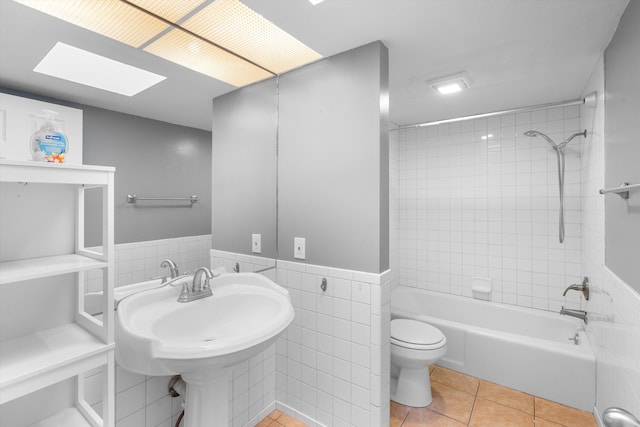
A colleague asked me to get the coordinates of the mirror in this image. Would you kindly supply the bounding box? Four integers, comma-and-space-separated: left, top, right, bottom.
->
211, 78, 279, 260
603, 0, 640, 293
211, 41, 389, 274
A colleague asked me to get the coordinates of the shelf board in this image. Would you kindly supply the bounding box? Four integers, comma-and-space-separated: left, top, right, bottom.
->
0, 254, 108, 285
0, 323, 114, 404
0, 159, 114, 185
30, 407, 93, 427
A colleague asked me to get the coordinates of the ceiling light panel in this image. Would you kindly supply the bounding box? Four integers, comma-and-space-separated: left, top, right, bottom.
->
34, 42, 166, 96
124, 0, 207, 23
14, 0, 168, 48
144, 28, 273, 87
426, 71, 473, 95
181, 0, 322, 74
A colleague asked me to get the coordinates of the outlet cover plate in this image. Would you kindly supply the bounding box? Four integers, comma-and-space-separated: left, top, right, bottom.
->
294, 237, 305, 259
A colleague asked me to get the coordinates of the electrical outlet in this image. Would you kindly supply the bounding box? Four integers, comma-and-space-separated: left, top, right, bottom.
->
294, 237, 305, 259
252, 234, 261, 253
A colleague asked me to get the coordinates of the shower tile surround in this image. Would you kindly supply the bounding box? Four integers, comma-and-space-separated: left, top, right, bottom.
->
580, 57, 640, 421
394, 105, 585, 312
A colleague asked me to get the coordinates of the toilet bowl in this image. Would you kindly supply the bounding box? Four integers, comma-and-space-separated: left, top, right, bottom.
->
390, 318, 447, 407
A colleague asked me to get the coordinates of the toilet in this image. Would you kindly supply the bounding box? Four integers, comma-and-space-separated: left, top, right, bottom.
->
390, 318, 447, 407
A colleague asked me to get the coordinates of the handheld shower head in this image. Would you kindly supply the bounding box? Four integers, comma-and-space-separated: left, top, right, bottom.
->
524, 130, 557, 148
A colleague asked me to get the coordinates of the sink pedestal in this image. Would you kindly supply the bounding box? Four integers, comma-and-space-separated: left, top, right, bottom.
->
182, 369, 231, 427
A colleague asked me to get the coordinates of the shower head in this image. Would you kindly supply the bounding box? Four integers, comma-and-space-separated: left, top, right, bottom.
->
524, 129, 587, 151
524, 130, 557, 148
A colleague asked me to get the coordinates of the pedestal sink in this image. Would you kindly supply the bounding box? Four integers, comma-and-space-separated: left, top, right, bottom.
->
115, 271, 295, 427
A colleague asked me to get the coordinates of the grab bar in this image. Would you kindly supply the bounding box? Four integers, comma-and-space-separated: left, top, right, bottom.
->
127, 194, 198, 204
599, 182, 640, 200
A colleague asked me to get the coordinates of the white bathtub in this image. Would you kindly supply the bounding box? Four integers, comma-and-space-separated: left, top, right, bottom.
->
391, 286, 596, 411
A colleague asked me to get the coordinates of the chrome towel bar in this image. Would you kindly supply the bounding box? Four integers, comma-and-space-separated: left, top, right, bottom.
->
599, 182, 640, 199
127, 194, 198, 204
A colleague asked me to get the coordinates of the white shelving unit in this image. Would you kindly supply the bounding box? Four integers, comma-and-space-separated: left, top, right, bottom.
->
0, 159, 115, 426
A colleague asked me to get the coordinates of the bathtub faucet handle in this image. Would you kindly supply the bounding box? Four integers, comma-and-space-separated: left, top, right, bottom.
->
562, 277, 590, 300
568, 332, 579, 345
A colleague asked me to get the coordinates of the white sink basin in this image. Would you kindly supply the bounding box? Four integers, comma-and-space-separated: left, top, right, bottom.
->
115, 272, 295, 376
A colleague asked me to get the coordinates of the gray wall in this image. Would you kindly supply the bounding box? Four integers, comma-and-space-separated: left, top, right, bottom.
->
211, 79, 278, 258
211, 41, 389, 274
0, 88, 213, 246
604, 0, 640, 292
83, 107, 212, 245
278, 41, 389, 273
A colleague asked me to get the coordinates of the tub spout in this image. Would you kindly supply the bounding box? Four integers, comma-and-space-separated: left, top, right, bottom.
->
560, 307, 588, 323
562, 277, 590, 300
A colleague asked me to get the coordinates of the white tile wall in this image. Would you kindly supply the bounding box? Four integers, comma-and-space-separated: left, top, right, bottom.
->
580, 56, 640, 421
86, 234, 212, 292
393, 106, 585, 312
274, 261, 391, 427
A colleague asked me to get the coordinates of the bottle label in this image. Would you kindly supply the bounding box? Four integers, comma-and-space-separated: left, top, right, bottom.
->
36, 132, 67, 163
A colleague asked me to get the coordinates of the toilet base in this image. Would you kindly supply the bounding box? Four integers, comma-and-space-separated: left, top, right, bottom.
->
390, 365, 433, 407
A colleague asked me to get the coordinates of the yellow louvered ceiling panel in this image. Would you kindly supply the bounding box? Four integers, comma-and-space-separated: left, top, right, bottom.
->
125, 0, 207, 24
14, 0, 323, 88
14, 0, 168, 48
144, 28, 273, 87
182, 0, 322, 74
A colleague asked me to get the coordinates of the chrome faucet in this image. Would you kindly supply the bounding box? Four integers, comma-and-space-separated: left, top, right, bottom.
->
178, 267, 215, 303
161, 259, 179, 279
562, 277, 590, 300
116, 273, 189, 310
560, 307, 588, 323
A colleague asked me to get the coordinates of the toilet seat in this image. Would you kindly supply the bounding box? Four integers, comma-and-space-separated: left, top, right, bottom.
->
391, 319, 445, 350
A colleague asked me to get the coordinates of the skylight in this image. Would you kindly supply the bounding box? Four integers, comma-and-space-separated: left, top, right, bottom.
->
34, 42, 166, 96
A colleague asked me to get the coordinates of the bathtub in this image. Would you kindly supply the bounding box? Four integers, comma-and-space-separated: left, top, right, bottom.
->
391, 286, 595, 411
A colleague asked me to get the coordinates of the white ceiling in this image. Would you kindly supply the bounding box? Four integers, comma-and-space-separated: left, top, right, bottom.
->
0, 0, 629, 131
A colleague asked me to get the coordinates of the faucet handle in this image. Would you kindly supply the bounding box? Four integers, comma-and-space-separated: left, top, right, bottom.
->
179, 283, 190, 302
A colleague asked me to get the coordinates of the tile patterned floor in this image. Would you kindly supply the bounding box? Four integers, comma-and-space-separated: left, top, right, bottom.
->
256, 366, 598, 427
256, 409, 308, 427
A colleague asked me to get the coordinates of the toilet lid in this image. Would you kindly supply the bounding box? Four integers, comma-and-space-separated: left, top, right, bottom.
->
391, 319, 444, 346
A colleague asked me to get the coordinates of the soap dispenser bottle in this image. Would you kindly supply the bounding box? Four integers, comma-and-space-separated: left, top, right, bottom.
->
30, 109, 69, 163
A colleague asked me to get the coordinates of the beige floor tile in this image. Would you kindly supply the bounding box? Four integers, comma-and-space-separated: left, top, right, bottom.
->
534, 418, 564, 426
273, 413, 308, 427
391, 400, 412, 427
477, 380, 534, 414
470, 397, 534, 427
402, 407, 467, 427
534, 397, 597, 427
268, 410, 283, 420
427, 380, 476, 424
431, 366, 480, 395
